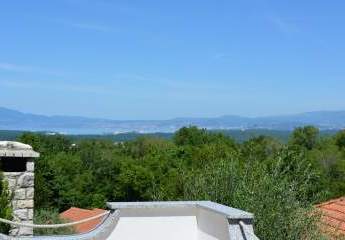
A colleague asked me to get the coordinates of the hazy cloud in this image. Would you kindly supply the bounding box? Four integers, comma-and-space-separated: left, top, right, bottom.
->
53, 19, 114, 32
211, 53, 230, 61
0, 63, 32, 72
0, 79, 113, 94
111, 73, 229, 94
69, 22, 112, 32
0, 62, 64, 76
112, 73, 189, 89
267, 16, 299, 35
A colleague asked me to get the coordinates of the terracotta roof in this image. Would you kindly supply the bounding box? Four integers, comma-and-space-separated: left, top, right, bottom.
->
316, 197, 345, 238
59, 207, 107, 233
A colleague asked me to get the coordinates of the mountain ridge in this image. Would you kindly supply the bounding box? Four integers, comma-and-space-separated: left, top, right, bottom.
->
0, 107, 344, 134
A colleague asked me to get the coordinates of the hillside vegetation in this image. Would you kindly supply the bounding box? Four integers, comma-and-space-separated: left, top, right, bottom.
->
0, 128, 339, 143
6, 126, 345, 239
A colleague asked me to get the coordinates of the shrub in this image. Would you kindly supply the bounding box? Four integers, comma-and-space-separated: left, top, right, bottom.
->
34, 208, 74, 236
182, 148, 325, 240
0, 172, 12, 234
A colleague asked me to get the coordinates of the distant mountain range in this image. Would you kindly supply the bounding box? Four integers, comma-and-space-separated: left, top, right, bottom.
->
0, 107, 345, 134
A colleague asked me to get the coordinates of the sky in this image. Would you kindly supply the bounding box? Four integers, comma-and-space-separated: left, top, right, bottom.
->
1, 0, 345, 120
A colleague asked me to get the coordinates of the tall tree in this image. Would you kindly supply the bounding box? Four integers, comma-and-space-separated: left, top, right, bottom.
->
289, 126, 320, 150
335, 130, 345, 150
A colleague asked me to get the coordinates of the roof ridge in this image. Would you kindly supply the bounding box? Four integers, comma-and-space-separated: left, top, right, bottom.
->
316, 197, 345, 207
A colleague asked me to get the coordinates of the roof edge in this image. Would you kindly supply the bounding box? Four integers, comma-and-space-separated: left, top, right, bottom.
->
106, 201, 253, 219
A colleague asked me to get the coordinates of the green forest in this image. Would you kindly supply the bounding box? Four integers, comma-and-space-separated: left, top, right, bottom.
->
1, 126, 345, 239
0, 129, 339, 143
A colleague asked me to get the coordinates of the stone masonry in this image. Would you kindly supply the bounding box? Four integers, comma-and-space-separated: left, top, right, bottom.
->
3, 160, 35, 236
0, 141, 39, 237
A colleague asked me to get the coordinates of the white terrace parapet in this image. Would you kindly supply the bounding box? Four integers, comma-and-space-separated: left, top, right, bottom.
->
106, 201, 254, 219
106, 201, 257, 240
0, 201, 259, 240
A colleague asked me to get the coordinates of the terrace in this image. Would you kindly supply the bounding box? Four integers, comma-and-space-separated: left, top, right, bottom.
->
0, 201, 259, 240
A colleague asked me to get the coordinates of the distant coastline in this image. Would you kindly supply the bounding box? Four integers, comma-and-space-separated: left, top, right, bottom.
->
1, 107, 345, 134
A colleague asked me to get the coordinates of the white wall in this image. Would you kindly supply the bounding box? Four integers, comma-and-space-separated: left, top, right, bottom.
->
197, 208, 230, 240
106, 207, 230, 240
108, 216, 198, 240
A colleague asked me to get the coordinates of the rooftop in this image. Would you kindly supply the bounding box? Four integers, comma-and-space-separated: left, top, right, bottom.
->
0, 201, 258, 240
317, 197, 345, 237
59, 207, 107, 233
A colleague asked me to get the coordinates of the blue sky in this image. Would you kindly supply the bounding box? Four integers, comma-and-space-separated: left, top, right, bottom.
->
1, 0, 345, 120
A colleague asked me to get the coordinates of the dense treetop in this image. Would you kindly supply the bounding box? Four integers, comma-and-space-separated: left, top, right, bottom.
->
1, 126, 345, 239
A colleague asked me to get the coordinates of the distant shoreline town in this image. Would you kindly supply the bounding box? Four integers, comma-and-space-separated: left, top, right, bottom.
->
1, 107, 345, 134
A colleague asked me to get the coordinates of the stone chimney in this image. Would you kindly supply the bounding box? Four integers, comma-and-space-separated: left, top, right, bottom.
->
0, 141, 39, 236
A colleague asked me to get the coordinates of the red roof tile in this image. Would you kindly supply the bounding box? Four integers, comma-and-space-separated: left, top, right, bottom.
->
59, 207, 107, 233
317, 197, 345, 238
